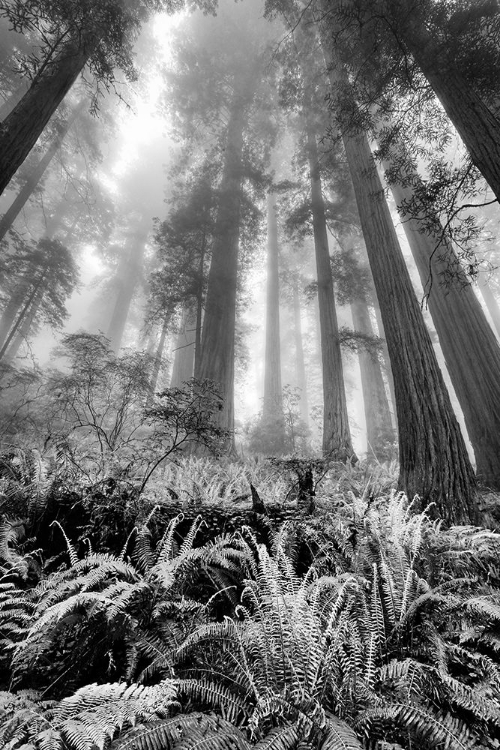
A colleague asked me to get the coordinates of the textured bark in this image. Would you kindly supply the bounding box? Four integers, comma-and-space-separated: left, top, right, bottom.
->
107, 223, 149, 353
478, 272, 500, 339
307, 124, 354, 460
389, 177, 500, 488
170, 305, 196, 388
262, 193, 285, 450
0, 32, 97, 197
342, 128, 477, 522
0, 100, 84, 244
393, 13, 500, 204
0, 82, 29, 122
199, 78, 254, 436
292, 277, 309, 427
351, 298, 394, 458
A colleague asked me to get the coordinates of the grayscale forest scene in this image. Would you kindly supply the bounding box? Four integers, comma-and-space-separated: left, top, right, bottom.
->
1, 0, 500, 748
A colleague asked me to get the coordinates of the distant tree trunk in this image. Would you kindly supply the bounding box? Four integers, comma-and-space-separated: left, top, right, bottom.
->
389, 176, 500, 488
307, 122, 355, 460
199, 73, 256, 438
0, 31, 98, 197
340, 126, 477, 523
0, 279, 30, 347
477, 272, 500, 339
107, 222, 149, 353
170, 305, 196, 388
351, 297, 394, 458
4, 287, 44, 361
262, 192, 285, 452
150, 314, 170, 395
0, 100, 85, 243
193, 230, 206, 380
292, 276, 309, 427
372, 301, 397, 425
0, 273, 46, 361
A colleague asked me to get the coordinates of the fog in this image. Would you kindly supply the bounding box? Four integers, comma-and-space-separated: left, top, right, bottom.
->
1, 0, 500, 469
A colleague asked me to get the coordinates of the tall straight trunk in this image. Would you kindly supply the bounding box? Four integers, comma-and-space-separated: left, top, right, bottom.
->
0, 31, 98, 197
478, 272, 500, 339
0, 100, 85, 243
372, 302, 397, 428
351, 297, 394, 458
199, 76, 254, 436
318, 26, 477, 523
389, 176, 500, 488
392, 11, 500, 205
0, 280, 30, 347
193, 231, 206, 380
4, 287, 44, 361
262, 193, 285, 450
292, 277, 309, 427
0, 82, 29, 121
150, 314, 170, 395
307, 123, 354, 460
341, 129, 477, 522
170, 305, 196, 388
107, 223, 149, 353
0, 273, 46, 361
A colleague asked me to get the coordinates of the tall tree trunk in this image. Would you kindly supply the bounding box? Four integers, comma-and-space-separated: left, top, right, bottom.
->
292, 276, 309, 427
341, 128, 477, 522
0, 82, 29, 121
351, 297, 394, 458
0, 279, 30, 347
107, 222, 149, 353
307, 122, 355, 460
4, 287, 44, 361
389, 176, 500, 488
199, 75, 255, 437
170, 305, 196, 388
477, 271, 500, 339
0, 99, 85, 243
0, 31, 98, 197
317, 23, 478, 522
373, 297, 397, 427
0, 273, 46, 360
193, 230, 206, 380
262, 192, 285, 451
150, 314, 170, 395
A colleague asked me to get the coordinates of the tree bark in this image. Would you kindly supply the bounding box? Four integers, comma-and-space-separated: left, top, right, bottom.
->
0, 100, 85, 243
107, 222, 149, 353
0, 273, 46, 360
199, 76, 254, 437
389, 176, 500, 488
307, 123, 355, 460
351, 297, 394, 458
170, 305, 196, 388
262, 192, 285, 450
0, 31, 98, 197
292, 276, 309, 427
477, 271, 500, 339
341, 127, 477, 523
4, 287, 44, 361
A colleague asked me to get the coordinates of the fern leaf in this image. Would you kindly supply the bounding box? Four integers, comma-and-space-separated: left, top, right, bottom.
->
320, 716, 363, 750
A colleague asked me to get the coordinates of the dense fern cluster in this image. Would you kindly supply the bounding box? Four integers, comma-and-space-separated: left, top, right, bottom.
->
1, 458, 500, 749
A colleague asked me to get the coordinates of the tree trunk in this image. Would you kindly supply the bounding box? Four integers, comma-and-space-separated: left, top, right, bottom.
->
292, 276, 309, 427
317, 21, 478, 522
0, 31, 97, 197
389, 176, 500, 488
0, 99, 85, 243
199, 75, 255, 437
0, 82, 29, 122
4, 287, 44, 361
0, 279, 31, 348
477, 272, 500, 339
341, 128, 477, 523
150, 314, 170, 395
307, 123, 355, 460
0, 274, 46, 360
107, 222, 149, 353
193, 231, 206, 380
262, 192, 285, 451
393, 12, 500, 205
351, 297, 394, 459
170, 305, 196, 388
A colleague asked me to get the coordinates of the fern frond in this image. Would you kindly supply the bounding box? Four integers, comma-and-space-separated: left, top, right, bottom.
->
320, 716, 363, 750
50, 521, 79, 567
